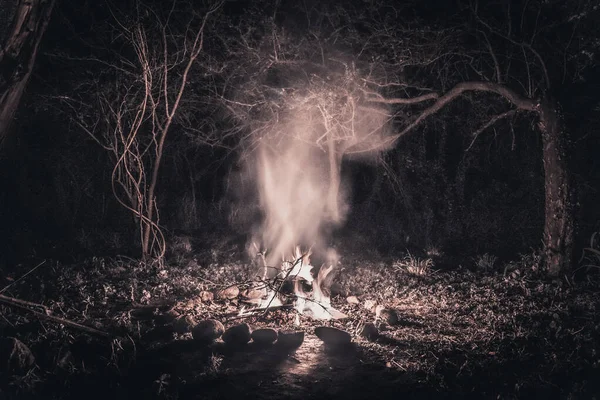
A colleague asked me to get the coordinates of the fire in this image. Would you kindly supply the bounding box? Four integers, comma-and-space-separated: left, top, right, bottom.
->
240, 246, 346, 320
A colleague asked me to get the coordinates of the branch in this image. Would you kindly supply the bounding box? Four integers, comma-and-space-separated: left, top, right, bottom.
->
473, 9, 550, 89
346, 81, 537, 154
0, 294, 110, 338
366, 92, 439, 104
467, 109, 517, 150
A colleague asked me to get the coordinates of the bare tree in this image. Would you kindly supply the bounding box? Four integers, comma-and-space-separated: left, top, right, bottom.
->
0, 0, 55, 149
64, 0, 223, 261
215, 0, 599, 276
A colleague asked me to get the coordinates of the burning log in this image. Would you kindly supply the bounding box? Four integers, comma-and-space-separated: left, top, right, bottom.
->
239, 246, 347, 321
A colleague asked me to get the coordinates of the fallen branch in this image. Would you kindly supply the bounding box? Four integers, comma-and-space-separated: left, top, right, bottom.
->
0, 260, 47, 295
0, 294, 110, 338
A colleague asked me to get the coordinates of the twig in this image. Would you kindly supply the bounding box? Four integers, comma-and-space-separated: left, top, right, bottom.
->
0, 260, 47, 295
0, 294, 110, 338
0, 293, 50, 313
261, 253, 307, 315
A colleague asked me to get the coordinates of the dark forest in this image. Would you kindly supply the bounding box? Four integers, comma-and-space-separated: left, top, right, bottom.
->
1, 0, 599, 398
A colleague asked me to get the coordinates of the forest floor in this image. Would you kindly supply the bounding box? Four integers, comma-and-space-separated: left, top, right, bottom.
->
0, 233, 599, 400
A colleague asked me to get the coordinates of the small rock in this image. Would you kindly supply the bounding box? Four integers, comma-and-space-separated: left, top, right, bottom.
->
360, 322, 379, 341
314, 326, 352, 347
251, 328, 278, 345
172, 315, 195, 334
363, 300, 377, 312
0, 337, 35, 374
346, 296, 360, 305
377, 308, 399, 325
378, 322, 390, 331
200, 291, 214, 302
330, 283, 344, 296
56, 346, 75, 370
243, 287, 267, 300
276, 331, 304, 351
192, 319, 225, 343
222, 323, 252, 346
215, 285, 240, 300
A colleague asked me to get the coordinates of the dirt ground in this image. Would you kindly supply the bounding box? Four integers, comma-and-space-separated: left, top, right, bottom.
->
1, 234, 599, 399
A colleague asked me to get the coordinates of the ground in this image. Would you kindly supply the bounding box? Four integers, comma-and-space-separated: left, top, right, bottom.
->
0, 233, 599, 399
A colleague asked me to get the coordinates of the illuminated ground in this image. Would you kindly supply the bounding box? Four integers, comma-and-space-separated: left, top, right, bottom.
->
1, 234, 599, 399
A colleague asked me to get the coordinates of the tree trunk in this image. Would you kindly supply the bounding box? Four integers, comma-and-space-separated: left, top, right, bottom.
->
0, 0, 55, 148
537, 97, 574, 277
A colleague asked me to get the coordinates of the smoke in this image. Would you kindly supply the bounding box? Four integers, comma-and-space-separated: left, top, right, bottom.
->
226, 59, 395, 269
253, 118, 343, 268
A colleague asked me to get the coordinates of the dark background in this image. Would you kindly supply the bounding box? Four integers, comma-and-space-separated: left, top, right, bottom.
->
0, 0, 598, 267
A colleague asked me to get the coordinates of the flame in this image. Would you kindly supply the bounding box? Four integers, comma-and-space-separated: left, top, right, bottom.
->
240, 246, 346, 320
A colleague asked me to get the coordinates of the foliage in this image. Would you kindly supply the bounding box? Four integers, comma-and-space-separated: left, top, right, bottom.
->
2, 238, 600, 398
473, 253, 498, 272
393, 252, 435, 276
578, 231, 600, 272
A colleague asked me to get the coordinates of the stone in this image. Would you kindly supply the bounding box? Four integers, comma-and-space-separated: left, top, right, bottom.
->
200, 291, 214, 302
215, 285, 240, 300
222, 323, 252, 346
314, 326, 352, 346
276, 331, 304, 351
0, 337, 35, 375
363, 300, 377, 312
346, 296, 360, 304
172, 315, 195, 334
251, 328, 278, 345
360, 322, 379, 341
192, 319, 225, 343
377, 308, 399, 325
243, 287, 267, 300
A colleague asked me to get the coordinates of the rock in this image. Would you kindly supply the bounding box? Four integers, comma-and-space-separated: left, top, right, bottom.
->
56, 346, 75, 370
363, 300, 377, 312
360, 322, 379, 341
200, 291, 214, 302
0, 337, 35, 375
251, 328, 278, 345
222, 323, 252, 346
192, 319, 225, 343
330, 283, 344, 296
155, 310, 180, 325
377, 308, 399, 325
172, 315, 195, 334
215, 285, 240, 300
346, 296, 360, 304
314, 326, 352, 347
276, 331, 304, 351
243, 287, 267, 300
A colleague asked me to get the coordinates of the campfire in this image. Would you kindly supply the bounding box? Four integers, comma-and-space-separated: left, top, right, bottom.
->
239, 246, 347, 321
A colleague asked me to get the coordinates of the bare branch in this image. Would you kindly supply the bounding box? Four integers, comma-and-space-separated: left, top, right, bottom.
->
347, 81, 537, 154
467, 109, 517, 150
366, 92, 439, 105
